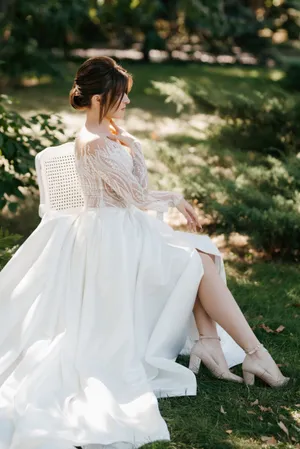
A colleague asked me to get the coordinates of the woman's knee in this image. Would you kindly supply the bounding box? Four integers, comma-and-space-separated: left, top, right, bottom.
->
196, 250, 215, 264
197, 251, 216, 270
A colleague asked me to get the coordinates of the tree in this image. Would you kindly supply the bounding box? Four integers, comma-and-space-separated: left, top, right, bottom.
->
0, 0, 89, 85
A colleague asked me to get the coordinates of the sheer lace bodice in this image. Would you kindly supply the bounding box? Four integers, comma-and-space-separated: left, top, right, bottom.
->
74, 135, 184, 212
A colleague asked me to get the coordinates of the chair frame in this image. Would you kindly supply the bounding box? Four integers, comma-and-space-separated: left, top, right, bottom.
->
35, 141, 164, 221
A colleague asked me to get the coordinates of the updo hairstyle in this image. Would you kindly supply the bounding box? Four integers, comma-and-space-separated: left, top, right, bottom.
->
69, 56, 132, 122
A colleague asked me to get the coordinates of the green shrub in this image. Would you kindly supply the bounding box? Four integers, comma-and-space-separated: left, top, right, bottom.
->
281, 61, 300, 91
0, 95, 65, 212
153, 77, 300, 158
154, 76, 300, 259
213, 92, 300, 157
0, 228, 22, 269
182, 154, 300, 261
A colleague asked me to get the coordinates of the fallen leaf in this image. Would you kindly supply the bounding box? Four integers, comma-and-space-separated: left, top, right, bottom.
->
259, 405, 273, 413
279, 414, 286, 421
247, 410, 256, 415
261, 436, 272, 441
259, 323, 274, 333
276, 325, 285, 333
259, 416, 264, 421
278, 420, 289, 436
263, 436, 277, 445
225, 429, 233, 434
292, 436, 297, 442
220, 405, 226, 414
296, 404, 300, 407
251, 399, 259, 406
291, 409, 300, 420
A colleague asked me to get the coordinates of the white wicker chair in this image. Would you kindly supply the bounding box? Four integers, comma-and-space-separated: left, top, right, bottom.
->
35, 141, 164, 220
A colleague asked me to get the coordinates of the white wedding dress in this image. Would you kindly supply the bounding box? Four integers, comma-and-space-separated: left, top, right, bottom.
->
0, 135, 245, 449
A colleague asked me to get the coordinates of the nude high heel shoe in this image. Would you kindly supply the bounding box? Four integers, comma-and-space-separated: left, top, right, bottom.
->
188, 336, 244, 383
242, 343, 290, 388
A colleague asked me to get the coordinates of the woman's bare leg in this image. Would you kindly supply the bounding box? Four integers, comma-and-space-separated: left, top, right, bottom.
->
192, 251, 218, 337
190, 251, 289, 385
196, 253, 259, 352
193, 300, 218, 337
192, 251, 233, 372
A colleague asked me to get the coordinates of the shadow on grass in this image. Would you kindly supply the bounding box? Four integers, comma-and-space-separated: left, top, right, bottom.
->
5, 59, 286, 116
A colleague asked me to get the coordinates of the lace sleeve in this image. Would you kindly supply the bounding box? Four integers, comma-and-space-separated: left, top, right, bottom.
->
129, 139, 148, 189
77, 137, 184, 213
128, 138, 184, 211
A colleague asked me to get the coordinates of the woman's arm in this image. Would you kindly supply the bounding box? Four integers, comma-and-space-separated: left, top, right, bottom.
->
77, 137, 184, 213
129, 139, 148, 189
128, 139, 185, 212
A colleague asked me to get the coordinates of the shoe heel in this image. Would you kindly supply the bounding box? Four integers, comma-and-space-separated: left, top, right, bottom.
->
243, 370, 255, 385
189, 353, 201, 374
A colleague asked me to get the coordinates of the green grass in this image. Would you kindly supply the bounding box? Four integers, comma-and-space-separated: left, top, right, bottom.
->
5, 60, 289, 116
5, 60, 300, 448
157, 261, 300, 449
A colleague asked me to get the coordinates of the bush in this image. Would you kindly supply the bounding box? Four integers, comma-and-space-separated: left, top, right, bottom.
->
154, 76, 300, 260
153, 77, 300, 157
0, 228, 22, 269
182, 153, 300, 261
0, 94, 65, 212
281, 61, 300, 91
212, 92, 300, 157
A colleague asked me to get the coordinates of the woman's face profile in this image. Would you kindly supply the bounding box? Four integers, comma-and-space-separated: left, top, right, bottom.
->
107, 93, 130, 120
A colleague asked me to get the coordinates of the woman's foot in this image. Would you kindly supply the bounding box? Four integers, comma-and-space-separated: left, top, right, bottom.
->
189, 336, 244, 383
242, 343, 290, 388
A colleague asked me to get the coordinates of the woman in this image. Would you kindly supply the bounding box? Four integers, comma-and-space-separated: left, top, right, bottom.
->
0, 56, 289, 449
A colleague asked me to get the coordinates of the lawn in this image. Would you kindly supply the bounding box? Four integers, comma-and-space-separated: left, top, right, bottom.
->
5, 60, 300, 448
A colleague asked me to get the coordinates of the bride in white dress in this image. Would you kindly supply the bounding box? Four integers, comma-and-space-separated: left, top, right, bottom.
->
0, 56, 289, 449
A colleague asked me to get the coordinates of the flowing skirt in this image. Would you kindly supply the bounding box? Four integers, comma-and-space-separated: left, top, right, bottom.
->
0, 205, 245, 449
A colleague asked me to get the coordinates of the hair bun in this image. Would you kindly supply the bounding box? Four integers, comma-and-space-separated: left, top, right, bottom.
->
69, 83, 87, 110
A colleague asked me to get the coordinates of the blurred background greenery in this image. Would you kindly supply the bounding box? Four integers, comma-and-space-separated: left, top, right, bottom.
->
0, 2, 300, 447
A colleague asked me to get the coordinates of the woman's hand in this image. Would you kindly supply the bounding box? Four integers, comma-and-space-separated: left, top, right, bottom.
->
109, 119, 135, 153
176, 198, 203, 233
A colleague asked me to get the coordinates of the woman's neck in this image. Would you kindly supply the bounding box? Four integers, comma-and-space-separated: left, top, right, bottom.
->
85, 109, 111, 135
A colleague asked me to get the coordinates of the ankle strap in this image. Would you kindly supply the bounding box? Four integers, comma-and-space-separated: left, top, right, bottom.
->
199, 335, 221, 341
245, 343, 263, 355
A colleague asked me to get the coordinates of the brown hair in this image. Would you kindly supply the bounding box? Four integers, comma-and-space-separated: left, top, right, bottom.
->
69, 56, 132, 122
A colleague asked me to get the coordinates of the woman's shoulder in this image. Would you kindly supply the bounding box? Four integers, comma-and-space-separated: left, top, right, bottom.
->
75, 130, 115, 158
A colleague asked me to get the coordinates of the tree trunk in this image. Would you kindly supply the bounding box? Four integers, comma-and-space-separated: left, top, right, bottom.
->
0, 0, 11, 13
142, 45, 150, 62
